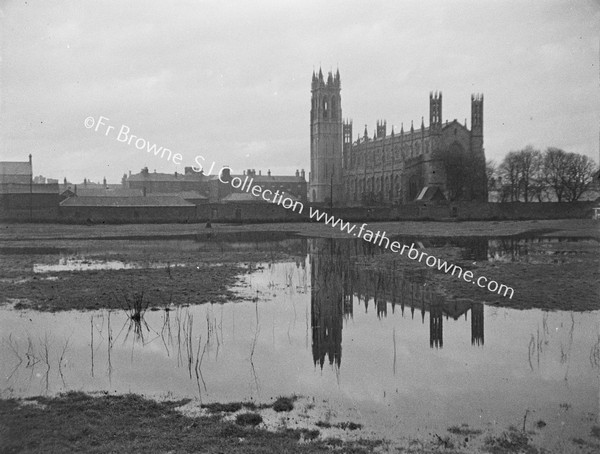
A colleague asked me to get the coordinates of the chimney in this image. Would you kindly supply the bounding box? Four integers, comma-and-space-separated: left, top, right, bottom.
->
174, 171, 178, 178
295, 169, 299, 177
143, 187, 147, 197
103, 177, 107, 186
220, 167, 231, 181
259, 170, 262, 176
129, 170, 132, 177
300, 169, 305, 179
74, 184, 77, 195
268, 169, 271, 177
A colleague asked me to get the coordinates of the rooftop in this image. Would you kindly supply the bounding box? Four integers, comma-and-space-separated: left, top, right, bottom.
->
0, 161, 32, 176
60, 196, 195, 207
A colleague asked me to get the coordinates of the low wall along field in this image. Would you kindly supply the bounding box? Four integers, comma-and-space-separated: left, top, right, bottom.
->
0, 199, 597, 223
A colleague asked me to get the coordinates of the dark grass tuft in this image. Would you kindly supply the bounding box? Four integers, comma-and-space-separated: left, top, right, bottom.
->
447, 424, 482, 436
272, 396, 296, 412
235, 412, 263, 426
201, 402, 243, 413
337, 421, 362, 431
535, 420, 546, 429
484, 428, 538, 454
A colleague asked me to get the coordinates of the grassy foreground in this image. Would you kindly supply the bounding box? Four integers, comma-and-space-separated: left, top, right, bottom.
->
0, 392, 379, 454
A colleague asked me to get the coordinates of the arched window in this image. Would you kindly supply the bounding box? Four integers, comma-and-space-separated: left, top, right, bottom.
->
331, 97, 336, 119
409, 175, 421, 201
322, 98, 328, 119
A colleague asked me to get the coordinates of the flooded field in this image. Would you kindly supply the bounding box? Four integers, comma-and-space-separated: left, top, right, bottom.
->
1, 233, 599, 451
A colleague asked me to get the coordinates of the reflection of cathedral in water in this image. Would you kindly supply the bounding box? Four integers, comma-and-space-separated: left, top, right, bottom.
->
309, 238, 484, 368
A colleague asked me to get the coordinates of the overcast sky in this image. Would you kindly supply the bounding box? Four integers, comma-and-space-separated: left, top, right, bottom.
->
1, 0, 598, 183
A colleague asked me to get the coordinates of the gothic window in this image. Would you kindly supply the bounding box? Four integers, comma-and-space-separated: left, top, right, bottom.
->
331, 97, 336, 119
385, 176, 390, 199
409, 175, 421, 201
323, 98, 328, 119
415, 141, 420, 155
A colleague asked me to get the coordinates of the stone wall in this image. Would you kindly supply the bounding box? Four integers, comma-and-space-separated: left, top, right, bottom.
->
2, 199, 597, 224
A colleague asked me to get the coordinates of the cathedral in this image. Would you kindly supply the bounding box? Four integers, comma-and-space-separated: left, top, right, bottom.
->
309, 69, 487, 205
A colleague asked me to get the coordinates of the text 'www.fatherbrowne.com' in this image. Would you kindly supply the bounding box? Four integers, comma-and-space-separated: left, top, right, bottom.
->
308, 206, 515, 299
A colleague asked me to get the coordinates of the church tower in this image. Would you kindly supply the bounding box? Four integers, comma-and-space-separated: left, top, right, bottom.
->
310, 68, 343, 204
470, 94, 487, 201
425, 91, 445, 188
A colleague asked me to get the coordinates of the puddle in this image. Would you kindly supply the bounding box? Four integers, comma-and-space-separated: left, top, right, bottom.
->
1, 238, 598, 450
33, 258, 186, 273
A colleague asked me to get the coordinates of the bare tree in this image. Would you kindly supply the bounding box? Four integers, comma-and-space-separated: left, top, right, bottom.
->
563, 153, 597, 202
543, 148, 597, 202
516, 146, 542, 202
498, 147, 542, 202
542, 147, 569, 202
499, 151, 521, 202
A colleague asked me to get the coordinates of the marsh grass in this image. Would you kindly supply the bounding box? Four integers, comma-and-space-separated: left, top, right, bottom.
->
122, 291, 149, 322
447, 424, 482, 436
483, 427, 538, 454
1, 392, 379, 453
235, 412, 263, 426
272, 396, 296, 412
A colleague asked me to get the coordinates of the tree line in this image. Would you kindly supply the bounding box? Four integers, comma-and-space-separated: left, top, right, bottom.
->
488, 146, 598, 202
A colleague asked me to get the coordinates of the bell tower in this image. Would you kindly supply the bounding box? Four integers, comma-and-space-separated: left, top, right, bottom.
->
310, 68, 343, 204
470, 94, 487, 201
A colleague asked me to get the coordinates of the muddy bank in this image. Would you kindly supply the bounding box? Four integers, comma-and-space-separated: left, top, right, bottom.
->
0, 392, 381, 454
0, 232, 305, 312
3, 392, 597, 453
0, 220, 598, 312
0, 264, 249, 312
2, 219, 598, 240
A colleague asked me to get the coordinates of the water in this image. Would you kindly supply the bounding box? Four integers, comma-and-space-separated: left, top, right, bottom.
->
1, 236, 598, 448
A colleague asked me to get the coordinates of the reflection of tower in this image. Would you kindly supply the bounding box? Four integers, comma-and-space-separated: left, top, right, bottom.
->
430, 303, 443, 348
471, 303, 484, 346
310, 240, 344, 369
464, 237, 488, 261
